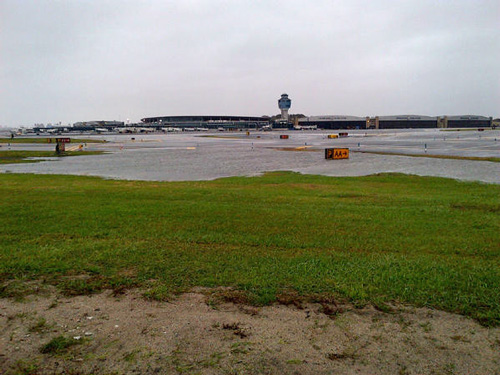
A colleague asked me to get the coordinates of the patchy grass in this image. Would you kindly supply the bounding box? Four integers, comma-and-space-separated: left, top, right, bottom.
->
29, 317, 51, 333
13, 359, 40, 375
40, 335, 82, 355
143, 285, 175, 302
0, 280, 48, 301
0, 172, 499, 325
0, 150, 106, 164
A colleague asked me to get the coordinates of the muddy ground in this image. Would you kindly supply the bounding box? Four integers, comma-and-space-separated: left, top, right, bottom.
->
1, 289, 499, 375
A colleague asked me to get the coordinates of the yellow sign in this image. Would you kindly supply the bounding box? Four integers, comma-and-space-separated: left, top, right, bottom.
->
328, 134, 338, 139
325, 148, 349, 160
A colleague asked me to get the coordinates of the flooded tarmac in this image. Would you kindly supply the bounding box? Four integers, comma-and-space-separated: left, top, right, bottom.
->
1, 129, 499, 184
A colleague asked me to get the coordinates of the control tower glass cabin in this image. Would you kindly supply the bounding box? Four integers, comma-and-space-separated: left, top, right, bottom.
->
278, 93, 291, 121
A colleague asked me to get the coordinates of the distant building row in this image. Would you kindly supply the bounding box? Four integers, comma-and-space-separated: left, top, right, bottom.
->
297, 115, 494, 130
32, 115, 494, 133
140, 114, 494, 130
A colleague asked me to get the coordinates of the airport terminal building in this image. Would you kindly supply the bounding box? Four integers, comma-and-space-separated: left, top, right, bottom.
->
139, 94, 489, 131
27, 93, 494, 133
53, 114, 493, 133
140, 115, 270, 130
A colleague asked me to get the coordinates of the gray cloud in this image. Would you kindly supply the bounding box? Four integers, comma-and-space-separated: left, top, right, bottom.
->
1, 0, 498, 126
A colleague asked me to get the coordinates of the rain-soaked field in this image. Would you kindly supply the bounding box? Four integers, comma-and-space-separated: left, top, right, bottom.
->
1, 128, 499, 183
1, 128, 500, 374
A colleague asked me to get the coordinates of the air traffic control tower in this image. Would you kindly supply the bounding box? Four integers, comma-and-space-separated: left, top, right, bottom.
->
278, 93, 291, 121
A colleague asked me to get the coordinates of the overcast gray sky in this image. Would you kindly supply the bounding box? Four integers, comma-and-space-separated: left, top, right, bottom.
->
1, 0, 499, 126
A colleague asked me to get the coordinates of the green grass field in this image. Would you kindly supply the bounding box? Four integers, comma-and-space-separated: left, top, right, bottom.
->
0, 150, 105, 164
0, 172, 499, 325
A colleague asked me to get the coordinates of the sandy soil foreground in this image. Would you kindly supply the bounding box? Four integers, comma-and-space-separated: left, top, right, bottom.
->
1, 290, 499, 375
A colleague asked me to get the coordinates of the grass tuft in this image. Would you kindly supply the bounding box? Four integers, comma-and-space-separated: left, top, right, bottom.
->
40, 335, 82, 355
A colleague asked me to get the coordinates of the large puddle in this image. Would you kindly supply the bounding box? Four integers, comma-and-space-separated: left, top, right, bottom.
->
1, 129, 499, 184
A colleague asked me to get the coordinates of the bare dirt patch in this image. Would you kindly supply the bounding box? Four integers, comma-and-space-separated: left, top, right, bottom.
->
1, 290, 499, 374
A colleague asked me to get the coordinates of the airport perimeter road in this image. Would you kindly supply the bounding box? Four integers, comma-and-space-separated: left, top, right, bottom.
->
1, 129, 499, 183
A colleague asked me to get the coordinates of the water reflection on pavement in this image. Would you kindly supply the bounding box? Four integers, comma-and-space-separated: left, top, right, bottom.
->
1, 129, 499, 184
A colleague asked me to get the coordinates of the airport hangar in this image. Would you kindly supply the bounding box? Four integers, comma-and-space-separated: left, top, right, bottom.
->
297, 115, 494, 130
